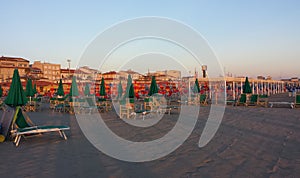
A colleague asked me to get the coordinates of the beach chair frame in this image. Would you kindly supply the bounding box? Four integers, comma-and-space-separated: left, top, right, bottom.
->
10, 106, 70, 147
295, 94, 300, 108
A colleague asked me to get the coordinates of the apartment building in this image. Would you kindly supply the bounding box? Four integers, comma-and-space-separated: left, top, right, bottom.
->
32, 61, 61, 82
0, 56, 30, 82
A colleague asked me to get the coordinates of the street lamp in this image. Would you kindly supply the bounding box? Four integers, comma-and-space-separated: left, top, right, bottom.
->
67, 59, 71, 74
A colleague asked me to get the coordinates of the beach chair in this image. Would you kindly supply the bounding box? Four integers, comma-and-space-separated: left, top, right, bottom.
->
84, 97, 101, 114
258, 94, 268, 107
119, 103, 135, 119
0, 108, 15, 141
25, 101, 37, 112
247, 94, 258, 106
10, 107, 70, 146
235, 94, 247, 106
295, 94, 300, 108
166, 100, 181, 114
199, 94, 208, 106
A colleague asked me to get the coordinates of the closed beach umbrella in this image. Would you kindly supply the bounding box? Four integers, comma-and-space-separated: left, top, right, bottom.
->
4, 69, 28, 106
117, 81, 123, 99
84, 83, 90, 96
243, 77, 252, 94
0, 85, 3, 97
125, 75, 133, 98
193, 78, 200, 93
148, 76, 158, 96
33, 83, 37, 95
25, 79, 34, 98
57, 79, 65, 97
129, 84, 134, 99
100, 77, 106, 97
69, 76, 79, 97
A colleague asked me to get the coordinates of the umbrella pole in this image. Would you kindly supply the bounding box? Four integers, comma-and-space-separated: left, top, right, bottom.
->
12, 106, 21, 124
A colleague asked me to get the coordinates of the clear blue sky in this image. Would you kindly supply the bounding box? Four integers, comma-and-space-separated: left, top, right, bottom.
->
1, 0, 299, 79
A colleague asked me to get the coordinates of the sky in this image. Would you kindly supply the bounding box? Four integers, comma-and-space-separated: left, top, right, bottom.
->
1, 0, 300, 79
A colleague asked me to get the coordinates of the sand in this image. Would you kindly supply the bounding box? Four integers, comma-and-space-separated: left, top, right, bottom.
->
0, 93, 299, 178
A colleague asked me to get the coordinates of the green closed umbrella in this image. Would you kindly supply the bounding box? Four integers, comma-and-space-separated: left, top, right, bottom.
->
129, 84, 134, 99
5, 69, 28, 107
33, 83, 37, 95
57, 79, 64, 97
4, 69, 28, 136
117, 81, 123, 99
243, 77, 252, 94
124, 75, 132, 98
148, 76, 158, 96
0, 85, 3, 97
84, 83, 90, 96
25, 79, 34, 101
100, 77, 106, 97
193, 78, 200, 93
69, 76, 79, 97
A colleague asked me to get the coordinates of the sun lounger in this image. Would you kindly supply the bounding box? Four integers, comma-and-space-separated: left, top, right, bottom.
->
10, 107, 70, 146
268, 102, 294, 108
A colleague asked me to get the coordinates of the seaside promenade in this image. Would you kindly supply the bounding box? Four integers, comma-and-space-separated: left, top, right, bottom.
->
0, 93, 299, 177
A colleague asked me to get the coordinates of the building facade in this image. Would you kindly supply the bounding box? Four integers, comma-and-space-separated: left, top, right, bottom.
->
32, 61, 61, 83
0, 56, 30, 82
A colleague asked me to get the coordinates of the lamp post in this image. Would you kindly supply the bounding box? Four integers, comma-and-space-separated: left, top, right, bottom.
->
202, 65, 207, 78
67, 59, 71, 75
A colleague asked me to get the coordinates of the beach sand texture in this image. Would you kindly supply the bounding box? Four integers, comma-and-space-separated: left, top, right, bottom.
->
0, 93, 299, 178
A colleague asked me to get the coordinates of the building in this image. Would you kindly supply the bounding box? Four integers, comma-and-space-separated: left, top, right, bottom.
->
0, 56, 30, 82
32, 61, 61, 83
119, 69, 142, 80
76, 66, 98, 81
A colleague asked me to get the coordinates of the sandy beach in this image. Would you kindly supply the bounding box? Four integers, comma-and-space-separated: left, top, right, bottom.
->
0, 93, 299, 178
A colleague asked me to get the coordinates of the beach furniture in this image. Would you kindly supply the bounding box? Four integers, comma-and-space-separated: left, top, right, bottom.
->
97, 98, 107, 112
247, 94, 259, 106
84, 97, 102, 114
119, 101, 135, 119
235, 94, 247, 106
0, 108, 15, 141
258, 94, 268, 107
9, 107, 70, 146
294, 94, 300, 108
200, 94, 208, 106
25, 100, 37, 112
269, 101, 295, 108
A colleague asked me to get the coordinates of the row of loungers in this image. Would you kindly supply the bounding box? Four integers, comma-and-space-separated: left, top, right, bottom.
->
230, 94, 300, 108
